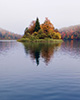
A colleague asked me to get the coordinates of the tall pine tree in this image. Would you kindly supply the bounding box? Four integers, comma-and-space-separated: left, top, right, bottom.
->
34, 18, 40, 32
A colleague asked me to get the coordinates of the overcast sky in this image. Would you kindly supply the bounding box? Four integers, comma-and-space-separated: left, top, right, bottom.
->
0, 0, 80, 34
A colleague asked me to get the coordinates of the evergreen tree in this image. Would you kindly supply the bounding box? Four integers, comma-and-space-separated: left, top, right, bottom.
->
34, 18, 41, 32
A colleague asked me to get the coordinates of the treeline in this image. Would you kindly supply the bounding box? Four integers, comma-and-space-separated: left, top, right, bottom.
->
23, 17, 61, 39
59, 25, 80, 40
0, 28, 21, 40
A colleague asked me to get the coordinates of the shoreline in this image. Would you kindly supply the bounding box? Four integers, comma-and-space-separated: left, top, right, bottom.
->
17, 38, 63, 43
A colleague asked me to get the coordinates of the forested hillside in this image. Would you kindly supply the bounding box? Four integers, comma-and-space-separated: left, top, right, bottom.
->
0, 28, 21, 40
59, 25, 80, 40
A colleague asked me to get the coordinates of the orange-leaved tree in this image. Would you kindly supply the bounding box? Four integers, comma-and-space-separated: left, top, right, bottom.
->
41, 18, 54, 34
28, 21, 36, 34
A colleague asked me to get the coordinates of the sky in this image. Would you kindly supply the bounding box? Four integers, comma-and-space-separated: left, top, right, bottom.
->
0, 0, 80, 35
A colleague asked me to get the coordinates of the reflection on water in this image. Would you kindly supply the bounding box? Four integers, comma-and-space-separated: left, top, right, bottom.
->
23, 42, 61, 65
0, 40, 17, 55
0, 40, 80, 100
61, 40, 80, 58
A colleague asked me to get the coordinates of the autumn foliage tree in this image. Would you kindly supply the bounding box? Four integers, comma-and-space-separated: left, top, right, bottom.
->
28, 21, 36, 34
59, 25, 80, 40
41, 18, 54, 34
24, 17, 61, 39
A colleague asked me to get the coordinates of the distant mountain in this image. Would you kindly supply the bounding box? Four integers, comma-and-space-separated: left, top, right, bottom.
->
59, 25, 80, 40
0, 28, 22, 40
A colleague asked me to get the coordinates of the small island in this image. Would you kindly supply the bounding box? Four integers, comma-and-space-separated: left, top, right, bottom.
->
18, 18, 63, 43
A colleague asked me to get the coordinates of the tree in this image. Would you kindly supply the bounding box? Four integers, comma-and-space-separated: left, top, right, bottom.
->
22, 17, 61, 40
34, 18, 41, 32
54, 29, 59, 32
24, 27, 30, 35
28, 21, 36, 34
24, 27, 28, 33
41, 18, 54, 35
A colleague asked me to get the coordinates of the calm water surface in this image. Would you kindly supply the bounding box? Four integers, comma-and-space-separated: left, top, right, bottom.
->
0, 40, 80, 100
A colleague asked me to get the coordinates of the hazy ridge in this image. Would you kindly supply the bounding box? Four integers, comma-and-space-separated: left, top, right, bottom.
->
0, 28, 21, 40
59, 25, 80, 39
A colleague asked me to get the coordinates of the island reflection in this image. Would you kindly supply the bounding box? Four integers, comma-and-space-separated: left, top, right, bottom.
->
23, 42, 61, 65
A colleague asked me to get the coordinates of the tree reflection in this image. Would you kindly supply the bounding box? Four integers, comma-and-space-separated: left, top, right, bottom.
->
23, 42, 61, 65
61, 40, 80, 57
0, 40, 16, 54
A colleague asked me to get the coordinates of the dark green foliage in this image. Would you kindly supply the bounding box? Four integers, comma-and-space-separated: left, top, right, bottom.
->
33, 32, 38, 36
38, 29, 44, 35
38, 33, 47, 39
24, 27, 30, 35
30, 35, 36, 41
47, 34, 51, 38
34, 18, 41, 32
55, 35, 60, 39
23, 33, 30, 38
24, 27, 28, 33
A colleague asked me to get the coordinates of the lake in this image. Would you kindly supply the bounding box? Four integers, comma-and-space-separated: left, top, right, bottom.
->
0, 40, 80, 100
